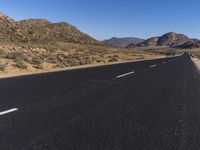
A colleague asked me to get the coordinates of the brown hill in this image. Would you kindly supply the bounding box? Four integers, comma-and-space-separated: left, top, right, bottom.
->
0, 13, 97, 44
128, 37, 159, 47
0, 12, 162, 74
177, 40, 200, 49
157, 32, 189, 46
129, 32, 190, 47
103, 37, 144, 47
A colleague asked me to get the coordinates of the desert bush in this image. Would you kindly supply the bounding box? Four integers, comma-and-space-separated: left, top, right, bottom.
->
31, 56, 44, 69
0, 49, 7, 58
32, 56, 44, 65
6, 52, 29, 61
113, 54, 119, 58
16, 61, 28, 69
79, 56, 93, 65
56, 63, 66, 68
0, 64, 6, 71
28, 29, 35, 35
108, 57, 118, 62
48, 56, 59, 64
65, 58, 80, 66
34, 64, 43, 69
192, 51, 200, 59
61, 59, 69, 67
92, 57, 103, 63
79, 59, 88, 65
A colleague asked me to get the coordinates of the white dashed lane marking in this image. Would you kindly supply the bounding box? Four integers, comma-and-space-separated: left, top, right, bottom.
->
150, 64, 157, 68
0, 108, 18, 116
116, 71, 135, 78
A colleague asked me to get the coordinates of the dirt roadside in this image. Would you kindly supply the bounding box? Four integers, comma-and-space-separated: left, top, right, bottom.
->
192, 57, 200, 72
0, 55, 171, 79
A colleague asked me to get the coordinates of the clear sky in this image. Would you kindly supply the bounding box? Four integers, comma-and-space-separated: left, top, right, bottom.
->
0, 0, 199, 40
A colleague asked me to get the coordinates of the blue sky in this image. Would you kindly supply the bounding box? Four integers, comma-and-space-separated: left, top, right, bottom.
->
0, 0, 199, 40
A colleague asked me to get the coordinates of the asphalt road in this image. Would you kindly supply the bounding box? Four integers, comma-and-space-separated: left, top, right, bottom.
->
0, 53, 200, 150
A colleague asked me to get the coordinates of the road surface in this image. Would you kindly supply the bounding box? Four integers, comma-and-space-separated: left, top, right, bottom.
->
0, 53, 200, 150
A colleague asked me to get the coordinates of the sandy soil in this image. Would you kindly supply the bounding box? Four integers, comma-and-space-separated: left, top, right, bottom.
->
192, 58, 200, 72
0, 55, 169, 79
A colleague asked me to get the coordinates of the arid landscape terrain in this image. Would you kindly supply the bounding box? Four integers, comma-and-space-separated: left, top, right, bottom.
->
0, 12, 199, 76
2, 1, 200, 149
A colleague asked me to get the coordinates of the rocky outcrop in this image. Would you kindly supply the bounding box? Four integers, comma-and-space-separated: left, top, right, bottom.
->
0, 13, 98, 44
104, 37, 144, 47
177, 40, 200, 49
128, 32, 190, 48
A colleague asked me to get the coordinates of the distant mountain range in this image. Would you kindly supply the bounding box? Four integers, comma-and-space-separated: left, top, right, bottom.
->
103, 37, 144, 47
0, 12, 199, 49
126, 32, 200, 48
0, 11, 199, 74
104, 33, 200, 49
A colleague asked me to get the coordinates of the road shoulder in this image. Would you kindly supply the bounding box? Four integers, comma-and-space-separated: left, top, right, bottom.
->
192, 57, 200, 72
0, 55, 171, 79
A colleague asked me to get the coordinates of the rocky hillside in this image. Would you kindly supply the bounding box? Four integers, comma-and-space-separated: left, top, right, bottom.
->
127, 37, 158, 47
104, 37, 144, 47
128, 32, 190, 47
0, 13, 97, 44
176, 39, 200, 49
0, 12, 163, 75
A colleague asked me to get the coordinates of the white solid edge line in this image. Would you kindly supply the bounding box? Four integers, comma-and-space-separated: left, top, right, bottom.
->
150, 64, 157, 68
0, 108, 18, 116
162, 61, 166, 64
116, 71, 135, 78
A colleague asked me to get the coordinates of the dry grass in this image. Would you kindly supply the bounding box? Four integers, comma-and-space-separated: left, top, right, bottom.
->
187, 48, 200, 59
191, 57, 200, 73
0, 42, 171, 75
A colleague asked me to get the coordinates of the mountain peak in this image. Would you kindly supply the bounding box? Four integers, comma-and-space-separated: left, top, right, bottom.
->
0, 12, 14, 22
134, 32, 190, 47
104, 37, 144, 47
0, 12, 97, 44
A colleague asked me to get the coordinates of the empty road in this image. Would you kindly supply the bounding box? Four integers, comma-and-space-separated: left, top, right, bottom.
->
0, 53, 200, 150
